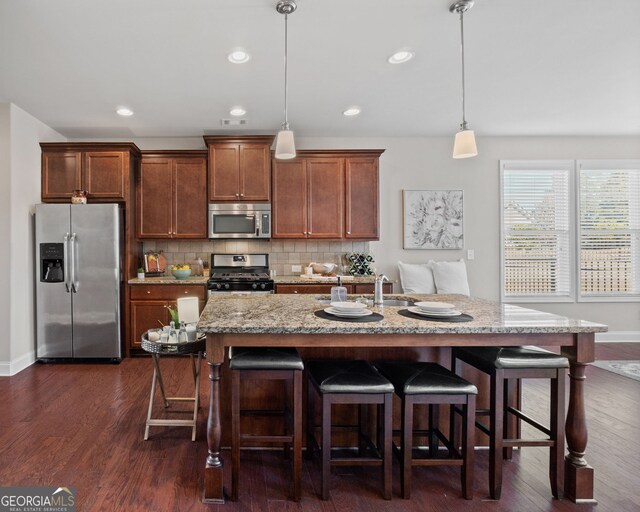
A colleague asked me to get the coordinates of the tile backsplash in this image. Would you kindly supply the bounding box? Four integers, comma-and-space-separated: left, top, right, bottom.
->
142, 240, 370, 276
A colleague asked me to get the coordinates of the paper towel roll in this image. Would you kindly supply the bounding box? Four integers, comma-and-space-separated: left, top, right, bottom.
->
177, 297, 200, 324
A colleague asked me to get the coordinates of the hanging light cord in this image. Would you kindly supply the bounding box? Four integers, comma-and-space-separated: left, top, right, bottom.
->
459, 10, 468, 130
283, 13, 289, 130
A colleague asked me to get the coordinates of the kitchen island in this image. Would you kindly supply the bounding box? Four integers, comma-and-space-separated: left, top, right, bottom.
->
197, 293, 606, 504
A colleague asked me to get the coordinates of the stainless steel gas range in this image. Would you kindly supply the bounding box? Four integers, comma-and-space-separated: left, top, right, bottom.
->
207, 254, 274, 295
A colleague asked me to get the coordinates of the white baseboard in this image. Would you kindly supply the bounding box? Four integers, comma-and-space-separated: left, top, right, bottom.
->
0, 350, 36, 376
596, 331, 640, 343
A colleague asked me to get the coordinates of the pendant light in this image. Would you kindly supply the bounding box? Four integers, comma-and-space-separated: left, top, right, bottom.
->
450, 0, 478, 159
275, 0, 297, 159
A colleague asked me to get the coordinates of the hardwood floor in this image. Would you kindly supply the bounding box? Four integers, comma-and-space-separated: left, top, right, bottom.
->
0, 343, 638, 511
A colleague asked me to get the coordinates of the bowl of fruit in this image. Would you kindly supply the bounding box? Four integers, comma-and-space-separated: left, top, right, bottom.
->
171, 264, 192, 280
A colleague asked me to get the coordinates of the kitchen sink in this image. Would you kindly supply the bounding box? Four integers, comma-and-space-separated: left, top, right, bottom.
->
317, 298, 414, 307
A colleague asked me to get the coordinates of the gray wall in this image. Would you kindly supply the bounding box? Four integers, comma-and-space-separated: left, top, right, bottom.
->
1, 103, 65, 375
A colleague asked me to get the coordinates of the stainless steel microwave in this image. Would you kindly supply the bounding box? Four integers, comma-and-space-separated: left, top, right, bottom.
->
208, 203, 271, 239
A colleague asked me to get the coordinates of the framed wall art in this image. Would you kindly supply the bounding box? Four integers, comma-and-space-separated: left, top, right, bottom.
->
402, 190, 464, 249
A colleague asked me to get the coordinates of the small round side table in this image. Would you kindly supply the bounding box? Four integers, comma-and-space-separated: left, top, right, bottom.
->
141, 331, 205, 441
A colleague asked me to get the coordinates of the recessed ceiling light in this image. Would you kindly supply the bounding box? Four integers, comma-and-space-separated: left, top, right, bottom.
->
116, 107, 134, 116
228, 49, 250, 64
343, 107, 361, 117
229, 107, 247, 117
388, 50, 414, 64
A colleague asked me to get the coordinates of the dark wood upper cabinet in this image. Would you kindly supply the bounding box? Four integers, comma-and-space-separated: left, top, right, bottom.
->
240, 144, 271, 201
209, 144, 239, 201
42, 151, 82, 200
307, 158, 343, 238
84, 152, 126, 199
345, 157, 380, 240
137, 151, 207, 239
138, 158, 173, 238
173, 157, 207, 237
41, 143, 139, 202
272, 159, 307, 238
272, 150, 383, 240
204, 136, 273, 202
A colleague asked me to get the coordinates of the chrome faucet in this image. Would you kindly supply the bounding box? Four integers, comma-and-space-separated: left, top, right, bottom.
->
374, 274, 389, 306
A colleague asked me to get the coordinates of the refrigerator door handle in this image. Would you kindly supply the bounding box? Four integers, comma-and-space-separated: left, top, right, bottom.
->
70, 232, 79, 293
63, 232, 71, 293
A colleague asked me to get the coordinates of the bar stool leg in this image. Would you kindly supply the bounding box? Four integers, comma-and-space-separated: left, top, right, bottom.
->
307, 381, 316, 460
292, 370, 302, 501
490, 369, 505, 500
550, 368, 566, 498
383, 393, 392, 500
231, 370, 241, 501
321, 395, 332, 500
503, 378, 516, 460
401, 396, 414, 499
462, 394, 476, 500
429, 404, 440, 456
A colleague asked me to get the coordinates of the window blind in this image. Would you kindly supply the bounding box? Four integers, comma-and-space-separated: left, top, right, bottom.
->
501, 163, 573, 300
578, 163, 640, 298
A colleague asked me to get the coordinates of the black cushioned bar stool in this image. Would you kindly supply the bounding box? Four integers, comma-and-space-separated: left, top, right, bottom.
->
230, 347, 304, 501
306, 360, 394, 500
452, 346, 569, 500
376, 361, 477, 500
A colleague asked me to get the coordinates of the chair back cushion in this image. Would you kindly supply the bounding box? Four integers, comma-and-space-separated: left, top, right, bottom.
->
432, 259, 470, 296
397, 261, 436, 294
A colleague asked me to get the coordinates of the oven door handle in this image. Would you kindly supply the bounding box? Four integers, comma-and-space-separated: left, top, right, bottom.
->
255, 214, 261, 237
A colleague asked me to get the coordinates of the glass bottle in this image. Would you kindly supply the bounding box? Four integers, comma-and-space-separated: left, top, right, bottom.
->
178, 322, 188, 343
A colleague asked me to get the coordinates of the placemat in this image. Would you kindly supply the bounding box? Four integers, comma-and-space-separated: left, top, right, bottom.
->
398, 309, 474, 323
314, 310, 384, 323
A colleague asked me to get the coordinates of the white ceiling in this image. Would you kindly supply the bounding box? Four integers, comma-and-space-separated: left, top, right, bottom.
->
1, 0, 639, 138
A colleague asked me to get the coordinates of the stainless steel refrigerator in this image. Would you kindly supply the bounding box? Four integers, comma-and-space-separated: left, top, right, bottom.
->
35, 203, 122, 360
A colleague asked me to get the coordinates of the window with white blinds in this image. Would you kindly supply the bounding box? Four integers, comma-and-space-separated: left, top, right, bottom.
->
578, 161, 640, 300
501, 161, 574, 301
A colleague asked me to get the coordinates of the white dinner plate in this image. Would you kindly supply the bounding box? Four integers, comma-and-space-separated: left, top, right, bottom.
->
330, 302, 368, 311
325, 307, 373, 318
413, 301, 456, 312
408, 306, 462, 318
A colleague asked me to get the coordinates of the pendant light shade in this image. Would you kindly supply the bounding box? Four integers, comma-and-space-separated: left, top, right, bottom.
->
450, 0, 478, 159
275, 0, 297, 160
453, 128, 477, 159
275, 129, 296, 159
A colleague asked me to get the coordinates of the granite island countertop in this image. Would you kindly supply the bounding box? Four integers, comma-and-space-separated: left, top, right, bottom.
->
197, 293, 607, 335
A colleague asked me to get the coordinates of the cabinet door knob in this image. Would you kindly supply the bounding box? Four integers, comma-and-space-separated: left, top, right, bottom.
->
240, 193, 244, 197
308, 231, 312, 235
184, 291, 188, 294
294, 291, 298, 294
347, 231, 351, 234
147, 290, 151, 294
168, 231, 171, 235
236, 193, 240, 197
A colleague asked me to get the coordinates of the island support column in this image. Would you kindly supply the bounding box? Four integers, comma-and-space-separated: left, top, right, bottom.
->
562, 333, 596, 503
204, 335, 225, 503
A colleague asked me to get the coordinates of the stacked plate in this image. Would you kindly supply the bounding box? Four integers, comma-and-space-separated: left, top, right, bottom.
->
325, 301, 373, 318
408, 301, 462, 318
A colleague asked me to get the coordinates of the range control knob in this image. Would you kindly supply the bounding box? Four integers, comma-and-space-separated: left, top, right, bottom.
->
252, 283, 258, 290
224, 283, 230, 290
215, 283, 222, 290
260, 283, 266, 290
